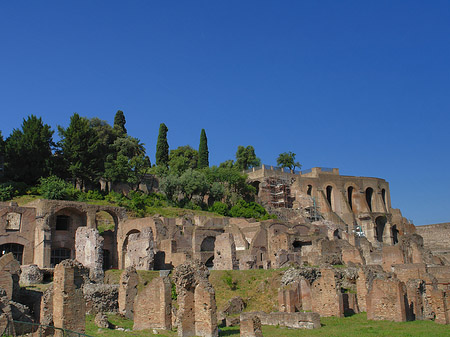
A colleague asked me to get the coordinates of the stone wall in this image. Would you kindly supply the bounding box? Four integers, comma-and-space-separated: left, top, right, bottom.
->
75, 227, 104, 282
118, 267, 138, 319
311, 269, 343, 317
214, 233, 237, 270
241, 311, 321, 329
366, 277, 407, 322
125, 227, 155, 270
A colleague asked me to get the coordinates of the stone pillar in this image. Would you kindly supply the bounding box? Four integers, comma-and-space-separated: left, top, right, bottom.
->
86, 210, 97, 229
311, 269, 343, 317
133, 276, 172, 330
75, 227, 104, 282
278, 281, 300, 313
240, 315, 263, 337
194, 281, 218, 337
118, 267, 138, 320
214, 233, 237, 270
177, 288, 196, 337
34, 216, 52, 268
53, 260, 86, 336
367, 277, 407, 322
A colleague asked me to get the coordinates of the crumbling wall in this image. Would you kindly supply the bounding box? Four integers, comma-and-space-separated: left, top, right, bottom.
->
173, 260, 218, 337
214, 233, 237, 270
133, 276, 172, 330
125, 227, 155, 270
311, 269, 343, 317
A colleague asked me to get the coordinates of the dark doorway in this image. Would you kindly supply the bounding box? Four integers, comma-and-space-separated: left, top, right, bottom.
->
375, 216, 387, 242
200, 236, 216, 252
366, 188, 374, 212
326, 186, 333, 210
392, 225, 399, 245
347, 186, 353, 210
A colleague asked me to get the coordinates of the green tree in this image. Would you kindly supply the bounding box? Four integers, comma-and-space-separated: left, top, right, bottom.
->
276, 151, 301, 171
160, 174, 180, 203
155, 123, 169, 167
179, 169, 208, 201
58, 113, 100, 188
113, 110, 127, 135
197, 129, 209, 169
168, 145, 198, 175
235, 145, 261, 171
4, 115, 54, 185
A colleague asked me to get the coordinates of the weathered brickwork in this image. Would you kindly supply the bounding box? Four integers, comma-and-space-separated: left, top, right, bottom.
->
367, 277, 407, 322
133, 276, 172, 330
214, 233, 237, 270
311, 269, 343, 317
118, 267, 138, 319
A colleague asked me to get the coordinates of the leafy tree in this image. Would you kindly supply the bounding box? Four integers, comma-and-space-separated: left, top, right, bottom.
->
4, 115, 54, 185
58, 113, 101, 188
277, 151, 301, 171
197, 129, 209, 169
155, 123, 169, 167
160, 174, 180, 203
113, 110, 127, 135
235, 145, 261, 171
168, 145, 198, 175
179, 169, 208, 201
219, 159, 234, 169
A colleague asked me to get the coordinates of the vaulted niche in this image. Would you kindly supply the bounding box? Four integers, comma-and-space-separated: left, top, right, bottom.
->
292, 240, 312, 253
375, 216, 387, 242
381, 189, 387, 207
200, 236, 216, 252
347, 186, 354, 210
307, 185, 312, 196
365, 187, 374, 212
392, 225, 399, 245
326, 185, 333, 210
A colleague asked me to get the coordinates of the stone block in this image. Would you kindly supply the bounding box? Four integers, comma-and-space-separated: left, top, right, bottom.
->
19, 264, 44, 286
75, 227, 104, 282
125, 227, 155, 270
240, 315, 262, 337
241, 311, 321, 329
118, 267, 138, 320
214, 233, 238, 270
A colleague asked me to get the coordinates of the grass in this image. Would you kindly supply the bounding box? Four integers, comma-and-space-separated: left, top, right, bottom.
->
209, 269, 283, 313
85, 313, 450, 337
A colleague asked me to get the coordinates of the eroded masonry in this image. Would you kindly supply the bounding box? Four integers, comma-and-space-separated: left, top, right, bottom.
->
0, 166, 448, 335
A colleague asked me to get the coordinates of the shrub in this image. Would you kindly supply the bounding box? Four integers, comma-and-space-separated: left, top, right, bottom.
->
38, 176, 77, 200
210, 201, 229, 216
222, 271, 238, 290
0, 184, 14, 201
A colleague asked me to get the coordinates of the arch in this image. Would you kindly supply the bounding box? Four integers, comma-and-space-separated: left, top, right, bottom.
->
200, 236, 216, 252
347, 186, 354, 210
391, 225, 399, 245
366, 188, 374, 212
381, 189, 387, 207
333, 229, 341, 239
375, 216, 387, 242
50, 247, 71, 267
307, 185, 312, 196
326, 185, 333, 210
122, 229, 141, 269
96, 211, 116, 233
250, 181, 260, 196
205, 256, 214, 269
292, 224, 310, 235
0, 243, 24, 264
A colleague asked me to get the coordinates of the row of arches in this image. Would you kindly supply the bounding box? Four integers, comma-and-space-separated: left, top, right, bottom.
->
306, 184, 387, 213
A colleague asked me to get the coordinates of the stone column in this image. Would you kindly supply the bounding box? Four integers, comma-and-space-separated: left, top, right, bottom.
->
53, 260, 86, 336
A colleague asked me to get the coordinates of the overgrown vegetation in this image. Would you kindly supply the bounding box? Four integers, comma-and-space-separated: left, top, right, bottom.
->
0, 111, 276, 220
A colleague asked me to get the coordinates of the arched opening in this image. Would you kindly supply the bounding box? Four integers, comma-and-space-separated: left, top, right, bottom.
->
375, 216, 387, 242
347, 186, 353, 210
251, 181, 260, 195
96, 211, 116, 233
200, 236, 216, 252
366, 188, 374, 212
122, 229, 140, 269
0, 243, 24, 264
381, 189, 387, 207
205, 256, 214, 269
392, 225, 399, 245
333, 229, 341, 239
326, 185, 333, 210
51, 247, 71, 267
292, 240, 312, 253
307, 185, 312, 196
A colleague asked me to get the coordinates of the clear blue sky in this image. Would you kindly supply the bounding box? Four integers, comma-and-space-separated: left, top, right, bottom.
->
1, 1, 449, 226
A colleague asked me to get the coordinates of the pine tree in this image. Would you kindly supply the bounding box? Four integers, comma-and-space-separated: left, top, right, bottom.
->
155, 123, 169, 167
197, 128, 209, 169
113, 110, 127, 135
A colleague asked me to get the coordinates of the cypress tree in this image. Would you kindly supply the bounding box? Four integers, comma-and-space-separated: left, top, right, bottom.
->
155, 123, 169, 167
197, 128, 209, 169
113, 110, 127, 135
